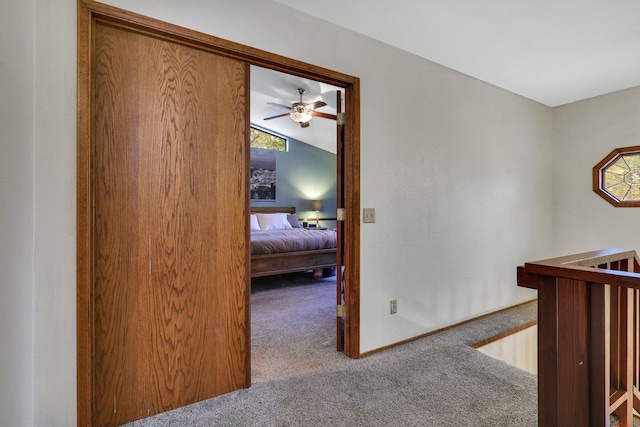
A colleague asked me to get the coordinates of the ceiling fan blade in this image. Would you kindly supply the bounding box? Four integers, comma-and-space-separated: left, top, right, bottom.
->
300, 121, 310, 128
311, 111, 337, 120
266, 102, 292, 110
307, 101, 327, 110
263, 113, 290, 121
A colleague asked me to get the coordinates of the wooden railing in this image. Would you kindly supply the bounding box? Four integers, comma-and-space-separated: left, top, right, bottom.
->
517, 248, 640, 426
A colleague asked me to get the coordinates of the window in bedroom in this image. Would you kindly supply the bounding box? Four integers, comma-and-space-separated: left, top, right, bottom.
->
250, 125, 288, 151
593, 145, 640, 207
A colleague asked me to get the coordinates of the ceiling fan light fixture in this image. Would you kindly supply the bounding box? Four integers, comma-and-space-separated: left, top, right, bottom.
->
289, 104, 313, 124
265, 88, 331, 127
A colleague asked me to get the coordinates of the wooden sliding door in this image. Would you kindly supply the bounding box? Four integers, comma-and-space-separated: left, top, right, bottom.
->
89, 17, 249, 426
79, 2, 361, 425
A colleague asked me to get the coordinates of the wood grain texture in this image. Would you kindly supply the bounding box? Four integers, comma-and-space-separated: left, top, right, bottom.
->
588, 283, 608, 426
250, 249, 336, 278
537, 275, 559, 426
250, 206, 295, 214
93, 21, 248, 426
556, 278, 589, 426
519, 250, 640, 426
79, 2, 361, 424
538, 277, 594, 426
93, 23, 144, 425
342, 79, 361, 358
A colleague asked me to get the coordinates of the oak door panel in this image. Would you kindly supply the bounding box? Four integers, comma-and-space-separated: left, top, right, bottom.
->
93, 21, 248, 426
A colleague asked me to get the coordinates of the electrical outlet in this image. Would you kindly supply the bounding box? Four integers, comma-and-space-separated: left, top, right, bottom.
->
390, 299, 397, 314
363, 208, 375, 223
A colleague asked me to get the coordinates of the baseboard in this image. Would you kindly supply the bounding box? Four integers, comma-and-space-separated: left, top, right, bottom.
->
469, 319, 538, 349
359, 298, 538, 358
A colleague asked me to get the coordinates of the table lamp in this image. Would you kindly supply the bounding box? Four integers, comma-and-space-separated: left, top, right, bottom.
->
311, 200, 323, 226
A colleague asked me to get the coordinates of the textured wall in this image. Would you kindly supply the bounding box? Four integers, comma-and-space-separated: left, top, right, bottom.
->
1, 1, 35, 426
32, 0, 77, 425
553, 86, 640, 256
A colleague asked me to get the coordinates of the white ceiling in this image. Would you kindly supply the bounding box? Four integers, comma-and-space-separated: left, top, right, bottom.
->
271, 0, 640, 107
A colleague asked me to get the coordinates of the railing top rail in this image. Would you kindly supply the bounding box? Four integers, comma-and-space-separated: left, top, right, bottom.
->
531, 248, 637, 268
520, 248, 640, 290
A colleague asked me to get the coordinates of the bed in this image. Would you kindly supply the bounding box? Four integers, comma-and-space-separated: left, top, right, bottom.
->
250, 206, 337, 278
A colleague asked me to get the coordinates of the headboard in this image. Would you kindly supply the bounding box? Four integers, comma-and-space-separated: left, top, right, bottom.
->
250, 206, 296, 214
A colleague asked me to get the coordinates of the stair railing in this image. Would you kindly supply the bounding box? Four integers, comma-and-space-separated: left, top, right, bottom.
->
518, 248, 640, 426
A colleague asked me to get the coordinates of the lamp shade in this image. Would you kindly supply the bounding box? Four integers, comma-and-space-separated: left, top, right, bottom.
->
311, 200, 323, 211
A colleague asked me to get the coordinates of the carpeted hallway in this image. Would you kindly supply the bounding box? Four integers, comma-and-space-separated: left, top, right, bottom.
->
126, 274, 539, 426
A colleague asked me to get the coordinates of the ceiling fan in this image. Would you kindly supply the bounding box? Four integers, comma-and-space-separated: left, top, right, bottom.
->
263, 88, 336, 128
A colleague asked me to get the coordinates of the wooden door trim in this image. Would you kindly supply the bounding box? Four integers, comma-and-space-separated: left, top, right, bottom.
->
77, 1, 360, 424
342, 79, 360, 358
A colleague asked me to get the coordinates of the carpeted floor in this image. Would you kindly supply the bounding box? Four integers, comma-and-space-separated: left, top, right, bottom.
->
250, 273, 345, 382
125, 274, 542, 426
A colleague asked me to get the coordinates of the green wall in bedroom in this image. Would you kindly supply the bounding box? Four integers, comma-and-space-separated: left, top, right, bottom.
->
250, 132, 337, 230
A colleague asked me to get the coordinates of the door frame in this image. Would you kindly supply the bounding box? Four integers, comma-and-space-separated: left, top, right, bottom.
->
77, 1, 360, 425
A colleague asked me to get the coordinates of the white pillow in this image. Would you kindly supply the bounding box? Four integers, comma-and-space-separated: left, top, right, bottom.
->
250, 214, 261, 231
256, 213, 292, 230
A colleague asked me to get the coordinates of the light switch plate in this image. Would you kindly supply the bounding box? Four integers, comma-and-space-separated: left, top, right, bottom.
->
390, 299, 397, 314
363, 208, 375, 223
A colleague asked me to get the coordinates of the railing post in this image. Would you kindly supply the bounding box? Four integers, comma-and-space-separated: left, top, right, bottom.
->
589, 282, 609, 427
537, 275, 559, 426
537, 275, 608, 426
519, 249, 640, 427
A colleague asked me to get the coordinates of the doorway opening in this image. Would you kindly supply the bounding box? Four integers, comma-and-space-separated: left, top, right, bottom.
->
249, 65, 346, 379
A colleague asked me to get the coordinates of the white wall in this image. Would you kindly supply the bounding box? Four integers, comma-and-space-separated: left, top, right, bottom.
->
0, 0, 80, 426
1, 1, 35, 425
553, 86, 640, 255
19, 0, 552, 424
32, 0, 78, 425
357, 43, 550, 349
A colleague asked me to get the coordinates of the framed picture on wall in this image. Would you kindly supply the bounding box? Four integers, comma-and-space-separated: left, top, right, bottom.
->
250, 153, 276, 200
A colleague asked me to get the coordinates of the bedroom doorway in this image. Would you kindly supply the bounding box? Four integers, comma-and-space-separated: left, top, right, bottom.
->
77, 2, 360, 425
249, 66, 347, 370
